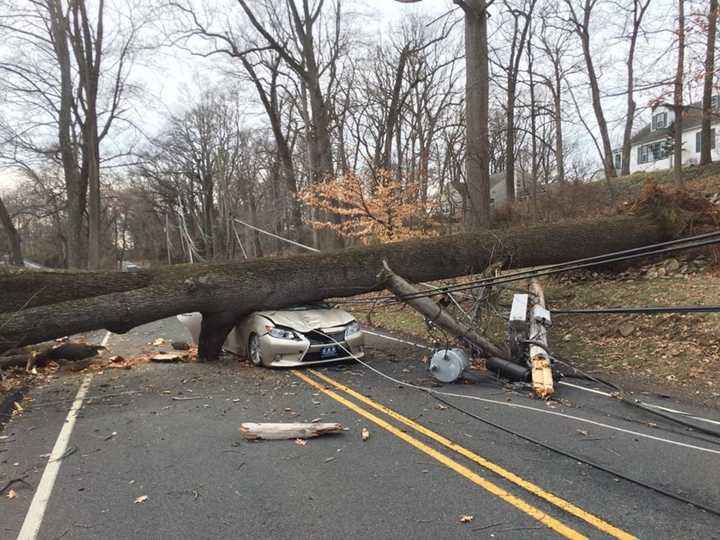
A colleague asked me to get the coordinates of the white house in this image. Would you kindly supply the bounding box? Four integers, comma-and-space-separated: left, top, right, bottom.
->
613, 97, 720, 174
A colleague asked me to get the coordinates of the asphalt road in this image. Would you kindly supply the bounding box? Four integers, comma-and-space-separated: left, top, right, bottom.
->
1, 317, 720, 539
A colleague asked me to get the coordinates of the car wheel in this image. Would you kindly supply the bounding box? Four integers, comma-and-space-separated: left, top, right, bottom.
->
248, 333, 263, 367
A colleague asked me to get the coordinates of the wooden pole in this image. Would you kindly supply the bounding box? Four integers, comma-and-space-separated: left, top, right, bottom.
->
528, 279, 554, 399
378, 261, 508, 360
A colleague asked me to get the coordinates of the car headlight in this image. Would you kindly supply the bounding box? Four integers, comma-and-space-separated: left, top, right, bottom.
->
268, 327, 297, 340
345, 321, 361, 339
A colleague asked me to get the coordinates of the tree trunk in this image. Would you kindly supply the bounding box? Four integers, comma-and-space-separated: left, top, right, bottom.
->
570, 1, 616, 184
48, 0, 85, 268
553, 70, 565, 183
0, 195, 23, 266
620, 0, 650, 177
674, 0, 686, 187
505, 88, 517, 201
0, 216, 667, 359
464, 0, 492, 229
701, 0, 718, 166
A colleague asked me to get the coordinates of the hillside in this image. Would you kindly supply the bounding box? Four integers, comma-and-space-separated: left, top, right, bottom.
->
347, 164, 720, 404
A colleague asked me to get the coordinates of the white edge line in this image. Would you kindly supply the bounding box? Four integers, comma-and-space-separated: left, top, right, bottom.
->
559, 380, 720, 427
17, 374, 93, 540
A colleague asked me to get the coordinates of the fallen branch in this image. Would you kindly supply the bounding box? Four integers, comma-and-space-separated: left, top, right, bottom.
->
239, 422, 344, 440
0, 342, 103, 370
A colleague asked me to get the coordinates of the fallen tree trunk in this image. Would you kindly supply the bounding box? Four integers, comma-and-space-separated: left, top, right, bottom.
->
0, 216, 668, 360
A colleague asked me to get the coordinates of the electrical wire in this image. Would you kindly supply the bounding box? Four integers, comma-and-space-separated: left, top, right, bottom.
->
523, 340, 720, 440
315, 332, 720, 452
393, 233, 720, 302
314, 330, 720, 516
431, 394, 720, 518
332, 231, 720, 305
552, 305, 720, 315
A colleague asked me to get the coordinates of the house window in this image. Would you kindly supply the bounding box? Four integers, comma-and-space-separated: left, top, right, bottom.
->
695, 129, 716, 152
650, 141, 667, 161
712, 95, 720, 110
652, 112, 668, 130
614, 153, 622, 170
638, 142, 668, 164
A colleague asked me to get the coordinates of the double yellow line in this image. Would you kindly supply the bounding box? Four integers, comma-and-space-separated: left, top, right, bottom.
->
294, 369, 636, 540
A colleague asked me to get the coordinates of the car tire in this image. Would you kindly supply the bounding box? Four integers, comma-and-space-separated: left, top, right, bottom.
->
248, 333, 263, 367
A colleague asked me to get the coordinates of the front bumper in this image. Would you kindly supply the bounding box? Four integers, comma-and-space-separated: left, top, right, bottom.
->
258, 329, 365, 367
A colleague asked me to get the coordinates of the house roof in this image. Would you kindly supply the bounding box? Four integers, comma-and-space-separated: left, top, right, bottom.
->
629, 101, 713, 147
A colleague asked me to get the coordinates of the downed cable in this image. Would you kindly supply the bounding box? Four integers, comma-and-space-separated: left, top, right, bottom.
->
552, 305, 720, 315
523, 339, 720, 441
317, 330, 720, 516
431, 394, 720, 518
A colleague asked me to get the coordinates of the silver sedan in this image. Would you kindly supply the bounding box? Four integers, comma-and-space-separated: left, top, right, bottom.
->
178, 303, 365, 367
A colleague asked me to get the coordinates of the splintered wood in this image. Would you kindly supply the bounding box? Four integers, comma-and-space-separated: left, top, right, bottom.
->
239, 422, 344, 441
529, 279, 554, 399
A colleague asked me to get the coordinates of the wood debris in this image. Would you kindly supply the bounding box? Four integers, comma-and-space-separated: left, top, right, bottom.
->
239, 422, 344, 441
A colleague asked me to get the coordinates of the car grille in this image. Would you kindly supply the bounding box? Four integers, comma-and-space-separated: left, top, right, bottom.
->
305, 329, 345, 345
303, 350, 337, 362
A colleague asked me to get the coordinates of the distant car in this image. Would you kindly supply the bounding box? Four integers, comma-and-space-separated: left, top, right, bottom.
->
177, 303, 364, 367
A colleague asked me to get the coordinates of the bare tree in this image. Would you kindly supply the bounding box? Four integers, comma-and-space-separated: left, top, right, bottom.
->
0, 193, 23, 265
620, 0, 652, 176
0, 0, 141, 268
674, 0, 685, 186
498, 0, 535, 201
701, 0, 718, 165
564, 0, 616, 183
536, 5, 577, 184
234, 0, 342, 182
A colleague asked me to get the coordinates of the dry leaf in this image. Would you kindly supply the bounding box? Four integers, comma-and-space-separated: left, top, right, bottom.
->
459, 515, 474, 523
134, 495, 148, 504
13, 401, 23, 413
361, 428, 370, 441
6, 489, 16, 500
151, 338, 166, 346
295, 438, 307, 446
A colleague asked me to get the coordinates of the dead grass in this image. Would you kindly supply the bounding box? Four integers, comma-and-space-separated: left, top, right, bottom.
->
494, 163, 720, 227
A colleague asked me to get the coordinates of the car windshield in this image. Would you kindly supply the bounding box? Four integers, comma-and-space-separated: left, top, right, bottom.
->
284, 302, 332, 311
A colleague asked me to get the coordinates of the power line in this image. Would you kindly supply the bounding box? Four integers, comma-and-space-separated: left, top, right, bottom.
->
552, 305, 720, 315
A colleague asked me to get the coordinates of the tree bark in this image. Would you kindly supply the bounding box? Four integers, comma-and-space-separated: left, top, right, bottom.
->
701, 0, 718, 166
0, 216, 667, 359
674, 0, 686, 187
0, 195, 23, 266
463, 0, 492, 229
47, 0, 85, 269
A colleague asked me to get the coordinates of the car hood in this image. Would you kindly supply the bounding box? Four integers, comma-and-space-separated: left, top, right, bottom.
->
256, 309, 355, 333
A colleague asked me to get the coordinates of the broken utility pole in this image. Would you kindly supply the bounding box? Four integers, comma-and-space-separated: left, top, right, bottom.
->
378, 260, 508, 359
528, 279, 554, 399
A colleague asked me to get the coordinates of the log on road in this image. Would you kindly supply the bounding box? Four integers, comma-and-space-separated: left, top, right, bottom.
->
0, 216, 668, 360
